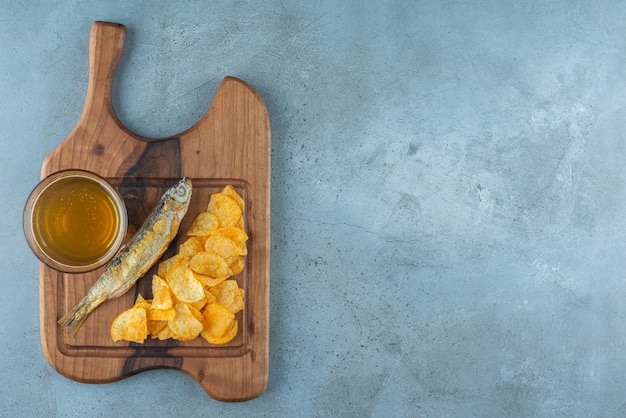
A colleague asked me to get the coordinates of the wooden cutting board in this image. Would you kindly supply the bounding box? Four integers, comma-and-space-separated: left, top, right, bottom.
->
38, 21, 270, 402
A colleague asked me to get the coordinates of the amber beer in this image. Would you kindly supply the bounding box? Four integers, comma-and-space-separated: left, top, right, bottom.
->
24, 170, 127, 273
33, 176, 119, 264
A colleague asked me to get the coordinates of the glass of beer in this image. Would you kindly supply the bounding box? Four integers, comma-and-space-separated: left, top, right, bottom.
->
23, 169, 128, 273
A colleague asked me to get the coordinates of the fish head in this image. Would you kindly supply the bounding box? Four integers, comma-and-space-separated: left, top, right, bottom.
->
164, 177, 193, 215
173, 177, 193, 203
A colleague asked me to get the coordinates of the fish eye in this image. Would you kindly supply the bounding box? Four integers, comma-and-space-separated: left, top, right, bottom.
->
177, 185, 186, 196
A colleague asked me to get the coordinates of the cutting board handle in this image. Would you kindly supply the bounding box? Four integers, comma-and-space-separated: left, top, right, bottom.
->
84, 21, 126, 117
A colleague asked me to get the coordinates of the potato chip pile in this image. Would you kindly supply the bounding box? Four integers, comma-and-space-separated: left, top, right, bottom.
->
111, 185, 247, 345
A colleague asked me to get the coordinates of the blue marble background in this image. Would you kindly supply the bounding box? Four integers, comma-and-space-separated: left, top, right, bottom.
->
2, 1, 626, 416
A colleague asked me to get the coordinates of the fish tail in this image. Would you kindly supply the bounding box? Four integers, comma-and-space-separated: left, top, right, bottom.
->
57, 296, 103, 337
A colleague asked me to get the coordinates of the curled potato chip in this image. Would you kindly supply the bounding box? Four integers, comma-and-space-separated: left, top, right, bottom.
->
189, 252, 231, 278
191, 270, 229, 288
157, 325, 174, 340
187, 303, 204, 323
158, 253, 190, 278
208, 279, 245, 313
179, 237, 206, 257
151, 275, 174, 310
208, 280, 236, 306
133, 294, 151, 311
166, 266, 205, 303
227, 288, 245, 314
147, 320, 168, 338
229, 256, 245, 276
201, 303, 235, 338
207, 194, 242, 228
220, 185, 244, 211
210, 226, 248, 243
187, 212, 219, 236
168, 303, 203, 341
210, 227, 248, 255
188, 298, 207, 312
204, 289, 217, 305
204, 235, 239, 264
147, 308, 175, 321
111, 306, 148, 343
164, 264, 185, 283
201, 319, 238, 345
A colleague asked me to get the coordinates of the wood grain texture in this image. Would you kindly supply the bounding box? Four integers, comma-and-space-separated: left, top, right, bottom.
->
39, 21, 270, 401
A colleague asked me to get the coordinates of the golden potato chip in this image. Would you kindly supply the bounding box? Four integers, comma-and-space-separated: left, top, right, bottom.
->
179, 236, 206, 257
151, 274, 174, 310
147, 320, 168, 338
208, 280, 245, 313
220, 185, 245, 211
201, 319, 238, 345
187, 212, 219, 236
192, 271, 229, 288
207, 194, 242, 228
168, 303, 203, 341
166, 266, 205, 303
210, 226, 248, 243
187, 291, 209, 311
158, 253, 190, 278
210, 227, 248, 255
111, 306, 148, 343
147, 308, 175, 321
133, 294, 152, 311
208, 280, 236, 306
204, 289, 217, 304
188, 299, 206, 312
209, 279, 238, 295
201, 303, 235, 338
204, 235, 239, 264
157, 325, 174, 340
187, 303, 204, 323
225, 288, 244, 314
189, 251, 231, 278
229, 256, 245, 276
164, 263, 185, 284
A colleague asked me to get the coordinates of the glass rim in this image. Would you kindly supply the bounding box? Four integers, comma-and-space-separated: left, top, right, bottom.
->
23, 169, 128, 273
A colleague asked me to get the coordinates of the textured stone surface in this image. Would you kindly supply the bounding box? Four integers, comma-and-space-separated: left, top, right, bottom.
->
3, 1, 626, 416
